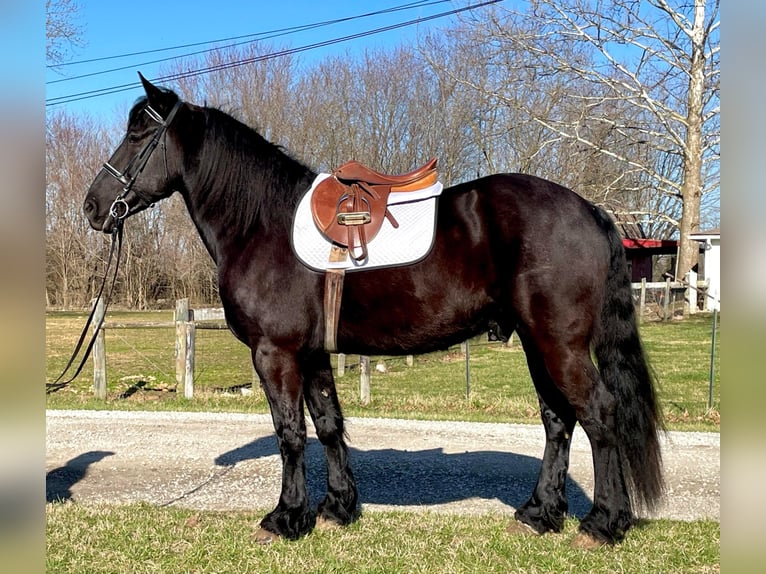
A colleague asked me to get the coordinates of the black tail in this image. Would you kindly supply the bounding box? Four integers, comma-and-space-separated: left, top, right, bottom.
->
592, 207, 665, 513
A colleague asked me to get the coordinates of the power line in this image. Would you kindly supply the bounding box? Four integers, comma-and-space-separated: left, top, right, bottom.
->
46, 0, 500, 107
47, 0, 452, 78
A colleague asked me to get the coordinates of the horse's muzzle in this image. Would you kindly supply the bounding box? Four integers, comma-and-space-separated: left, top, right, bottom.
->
83, 196, 112, 233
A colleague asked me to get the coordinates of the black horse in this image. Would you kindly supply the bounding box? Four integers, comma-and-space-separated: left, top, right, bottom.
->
83, 75, 664, 547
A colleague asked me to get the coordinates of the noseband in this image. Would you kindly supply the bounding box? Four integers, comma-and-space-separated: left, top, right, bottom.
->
102, 99, 183, 220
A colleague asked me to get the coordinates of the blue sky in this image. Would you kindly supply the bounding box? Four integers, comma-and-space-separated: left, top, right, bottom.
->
46, 0, 494, 123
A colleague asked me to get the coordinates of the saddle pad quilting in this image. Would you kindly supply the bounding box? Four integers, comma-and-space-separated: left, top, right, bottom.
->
291, 173, 443, 272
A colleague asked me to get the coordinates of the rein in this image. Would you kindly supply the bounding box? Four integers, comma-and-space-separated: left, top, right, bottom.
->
47, 100, 182, 394
47, 219, 125, 393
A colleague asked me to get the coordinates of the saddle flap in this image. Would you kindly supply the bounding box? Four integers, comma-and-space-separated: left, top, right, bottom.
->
310, 159, 440, 259
310, 175, 389, 250
310, 176, 347, 236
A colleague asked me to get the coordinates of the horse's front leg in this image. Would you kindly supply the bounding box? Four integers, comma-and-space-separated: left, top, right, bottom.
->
302, 352, 359, 527
252, 342, 314, 542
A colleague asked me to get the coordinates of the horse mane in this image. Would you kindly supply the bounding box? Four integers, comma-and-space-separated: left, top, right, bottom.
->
192, 105, 316, 237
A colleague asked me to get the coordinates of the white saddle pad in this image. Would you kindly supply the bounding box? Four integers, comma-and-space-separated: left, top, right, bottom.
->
291, 173, 443, 272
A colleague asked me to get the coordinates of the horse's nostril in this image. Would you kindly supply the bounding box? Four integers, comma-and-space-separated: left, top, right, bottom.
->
84, 198, 96, 216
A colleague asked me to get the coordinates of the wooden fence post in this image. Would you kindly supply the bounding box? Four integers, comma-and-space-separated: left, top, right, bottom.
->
663, 278, 671, 320
359, 355, 370, 405
639, 277, 647, 321
406, 355, 414, 367
92, 298, 107, 399
184, 321, 196, 399
175, 298, 190, 393
464, 340, 471, 400
686, 270, 698, 315
337, 353, 346, 377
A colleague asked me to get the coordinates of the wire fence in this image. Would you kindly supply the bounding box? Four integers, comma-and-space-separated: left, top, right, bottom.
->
630, 279, 715, 321
82, 281, 719, 405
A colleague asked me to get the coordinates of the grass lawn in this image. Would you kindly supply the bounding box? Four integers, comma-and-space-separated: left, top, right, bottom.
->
46, 503, 720, 574
46, 310, 720, 431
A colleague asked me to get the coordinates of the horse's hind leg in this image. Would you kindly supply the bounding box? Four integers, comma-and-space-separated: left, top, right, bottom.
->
512, 336, 576, 535
569, 358, 635, 546
530, 338, 634, 545
302, 352, 359, 527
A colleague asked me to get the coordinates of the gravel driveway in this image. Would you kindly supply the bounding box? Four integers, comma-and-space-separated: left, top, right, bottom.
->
45, 410, 719, 522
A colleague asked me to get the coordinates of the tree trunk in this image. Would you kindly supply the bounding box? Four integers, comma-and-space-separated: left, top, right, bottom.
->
676, 0, 707, 283
61, 268, 69, 311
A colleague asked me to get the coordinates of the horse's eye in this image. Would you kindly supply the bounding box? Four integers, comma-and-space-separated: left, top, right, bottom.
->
127, 133, 142, 144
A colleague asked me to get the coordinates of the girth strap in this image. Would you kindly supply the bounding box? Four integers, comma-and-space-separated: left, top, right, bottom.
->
323, 245, 347, 353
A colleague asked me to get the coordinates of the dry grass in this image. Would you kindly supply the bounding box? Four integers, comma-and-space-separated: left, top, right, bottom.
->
46, 502, 719, 574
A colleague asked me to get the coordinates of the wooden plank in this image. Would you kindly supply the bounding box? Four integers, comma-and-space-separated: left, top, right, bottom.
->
687, 270, 698, 315
190, 307, 226, 321
664, 278, 671, 321
175, 299, 190, 393
184, 321, 196, 399
464, 339, 471, 400
359, 355, 370, 405
631, 281, 684, 289
103, 321, 176, 329
193, 323, 229, 330
92, 298, 107, 400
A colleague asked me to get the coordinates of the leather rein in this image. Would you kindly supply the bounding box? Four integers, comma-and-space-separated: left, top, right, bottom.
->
47, 101, 182, 393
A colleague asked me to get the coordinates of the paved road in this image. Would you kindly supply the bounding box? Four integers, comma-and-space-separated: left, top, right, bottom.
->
45, 410, 719, 521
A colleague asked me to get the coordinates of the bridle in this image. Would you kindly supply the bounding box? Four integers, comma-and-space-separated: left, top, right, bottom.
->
102, 99, 183, 222
47, 99, 182, 393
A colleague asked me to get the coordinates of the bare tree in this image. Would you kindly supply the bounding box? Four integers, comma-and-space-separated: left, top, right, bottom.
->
420, 24, 585, 182
426, 23, 645, 234
288, 46, 481, 184
169, 43, 298, 144
467, 0, 719, 279
46, 111, 111, 308
46, 0, 84, 67
170, 43, 481, 182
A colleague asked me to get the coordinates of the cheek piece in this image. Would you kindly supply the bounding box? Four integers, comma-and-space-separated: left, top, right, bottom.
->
101, 100, 182, 220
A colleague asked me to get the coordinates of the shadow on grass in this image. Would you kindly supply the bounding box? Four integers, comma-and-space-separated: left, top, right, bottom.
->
215, 437, 593, 519
118, 380, 147, 399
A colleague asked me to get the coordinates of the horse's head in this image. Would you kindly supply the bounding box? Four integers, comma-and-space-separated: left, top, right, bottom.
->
84, 73, 184, 232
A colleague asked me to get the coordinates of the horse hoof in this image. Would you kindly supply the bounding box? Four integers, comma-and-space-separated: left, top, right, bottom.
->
253, 527, 280, 545
315, 516, 342, 531
571, 532, 608, 550
506, 520, 541, 536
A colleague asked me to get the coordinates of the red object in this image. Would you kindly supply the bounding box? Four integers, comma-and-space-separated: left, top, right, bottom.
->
622, 238, 678, 250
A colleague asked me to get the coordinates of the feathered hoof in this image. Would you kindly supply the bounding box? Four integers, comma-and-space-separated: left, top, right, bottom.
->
315, 516, 343, 532
506, 520, 542, 536
315, 516, 343, 531
571, 531, 608, 550
253, 527, 281, 545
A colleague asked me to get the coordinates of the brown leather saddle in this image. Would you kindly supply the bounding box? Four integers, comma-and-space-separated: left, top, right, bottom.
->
311, 158, 438, 261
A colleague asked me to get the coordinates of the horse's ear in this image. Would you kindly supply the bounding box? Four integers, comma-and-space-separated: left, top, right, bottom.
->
139, 72, 161, 99
138, 72, 174, 108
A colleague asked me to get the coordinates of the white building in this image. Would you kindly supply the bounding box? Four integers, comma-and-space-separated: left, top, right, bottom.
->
690, 229, 720, 311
